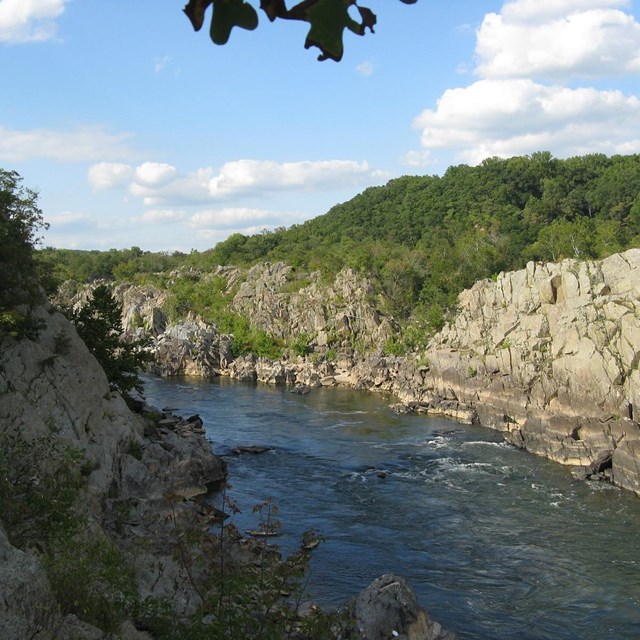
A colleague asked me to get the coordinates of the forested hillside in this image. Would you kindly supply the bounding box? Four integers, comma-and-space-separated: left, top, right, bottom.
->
38, 152, 640, 338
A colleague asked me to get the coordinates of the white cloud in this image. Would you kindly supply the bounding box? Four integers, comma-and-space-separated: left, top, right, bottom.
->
476, 1, 640, 79
129, 167, 214, 204
189, 208, 275, 228
46, 211, 89, 226
412, 79, 640, 164
141, 209, 186, 223
403, 150, 433, 168
408, 0, 640, 167
0, 126, 134, 162
88, 163, 134, 190
91, 158, 384, 206
208, 159, 379, 197
0, 0, 66, 43
356, 60, 375, 76
135, 162, 177, 187
154, 55, 171, 73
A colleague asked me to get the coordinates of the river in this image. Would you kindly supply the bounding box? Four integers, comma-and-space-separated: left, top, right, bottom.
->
142, 374, 640, 640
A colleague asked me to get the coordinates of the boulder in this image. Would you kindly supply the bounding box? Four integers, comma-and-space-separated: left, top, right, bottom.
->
343, 574, 457, 640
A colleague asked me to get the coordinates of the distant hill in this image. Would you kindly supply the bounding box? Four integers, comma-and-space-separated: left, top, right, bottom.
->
38, 152, 640, 334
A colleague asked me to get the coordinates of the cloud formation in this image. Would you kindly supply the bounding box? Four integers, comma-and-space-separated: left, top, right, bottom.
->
88, 162, 134, 189
0, 126, 134, 162
0, 0, 66, 43
410, 0, 640, 167
88, 159, 384, 206
46, 211, 90, 226
141, 209, 186, 223
414, 79, 640, 164
208, 159, 379, 197
476, 0, 640, 79
189, 208, 277, 228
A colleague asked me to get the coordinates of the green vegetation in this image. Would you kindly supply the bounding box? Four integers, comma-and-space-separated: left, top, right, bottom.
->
198, 152, 640, 337
1, 421, 333, 638
68, 284, 152, 400
0, 424, 139, 633
142, 491, 337, 640
37, 152, 640, 353
161, 272, 283, 358
184, 0, 416, 63
0, 422, 84, 550
45, 532, 138, 633
0, 169, 49, 338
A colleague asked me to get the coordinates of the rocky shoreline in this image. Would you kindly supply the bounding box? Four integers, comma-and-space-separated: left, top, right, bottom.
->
0, 301, 456, 639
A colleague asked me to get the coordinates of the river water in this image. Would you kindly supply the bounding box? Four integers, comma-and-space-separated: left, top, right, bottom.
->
142, 375, 640, 640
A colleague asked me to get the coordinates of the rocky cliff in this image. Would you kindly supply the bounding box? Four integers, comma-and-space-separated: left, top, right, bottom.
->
338, 250, 640, 495
418, 249, 640, 494
103, 251, 640, 496
231, 263, 397, 350
0, 301, 227, 639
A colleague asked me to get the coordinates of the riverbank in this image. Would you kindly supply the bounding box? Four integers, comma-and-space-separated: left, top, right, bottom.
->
134, 250, 640, 496
0, 301, 457, 640
142, 373, 640, 640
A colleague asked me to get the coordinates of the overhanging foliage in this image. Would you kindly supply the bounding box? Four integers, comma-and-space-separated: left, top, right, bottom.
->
184, 0, 418, 61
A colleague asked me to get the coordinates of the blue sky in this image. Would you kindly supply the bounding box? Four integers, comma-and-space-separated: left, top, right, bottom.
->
2, 0, 640, 252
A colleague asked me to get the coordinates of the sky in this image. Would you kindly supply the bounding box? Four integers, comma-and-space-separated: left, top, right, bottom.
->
1, 0, 640, 253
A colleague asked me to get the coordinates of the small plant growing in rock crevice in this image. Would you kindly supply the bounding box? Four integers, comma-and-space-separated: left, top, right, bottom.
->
126, 437, 143, 461
44, 531, 138, 633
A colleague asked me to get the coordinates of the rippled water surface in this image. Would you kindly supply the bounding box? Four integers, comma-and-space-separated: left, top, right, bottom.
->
143, 375, 640, 640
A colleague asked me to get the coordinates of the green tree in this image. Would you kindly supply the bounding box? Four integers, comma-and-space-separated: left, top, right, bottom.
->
70, 285, 151, 400
0, 170, 49, 337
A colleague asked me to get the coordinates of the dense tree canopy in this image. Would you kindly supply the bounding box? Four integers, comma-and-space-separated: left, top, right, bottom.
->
0, 170, 49, 337
184, 0, 418, 61
201, 152, 640, 312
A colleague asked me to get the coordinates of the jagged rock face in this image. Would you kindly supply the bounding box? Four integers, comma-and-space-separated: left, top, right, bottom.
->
412, 249, 640, 494
114, 283, 168, 336
0, 522, 60, 640
0, 304, 137, 506
110, 264, 395, 378
150, 319, 233, 377
227, 354, 334, 388
231, 263, 396, 350
430, 250, 640, 419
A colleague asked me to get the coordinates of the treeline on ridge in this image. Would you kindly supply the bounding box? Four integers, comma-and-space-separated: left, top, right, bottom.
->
38, 152, 640, 341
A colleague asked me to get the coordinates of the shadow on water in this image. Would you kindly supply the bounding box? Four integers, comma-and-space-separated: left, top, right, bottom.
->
142, 375, 640, 640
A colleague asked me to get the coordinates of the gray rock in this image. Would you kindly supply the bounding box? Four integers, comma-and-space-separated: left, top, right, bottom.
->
343, 574, 457, 640
0, 523, 60, 640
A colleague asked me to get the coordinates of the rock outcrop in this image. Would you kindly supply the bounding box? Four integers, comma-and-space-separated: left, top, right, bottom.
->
150, 319, 233, 377
343, 574, 458, 640
350, 250, 640, 495
417, 249, 640, 494
0, 302, 227, 638
230, 263, 397, 350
